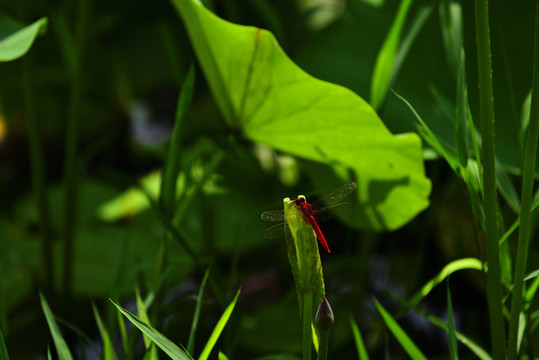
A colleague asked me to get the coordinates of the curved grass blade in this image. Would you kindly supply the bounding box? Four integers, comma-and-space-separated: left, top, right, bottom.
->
373, 298, 427, 360
111, 300, 194, 360
92, 303, 117, 360
198, 289, 241, 360
397, 258, 482, 317
39, 292, 74, 360
349, 316, 369, 360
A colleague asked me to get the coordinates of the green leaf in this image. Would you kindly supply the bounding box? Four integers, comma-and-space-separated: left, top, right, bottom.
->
370, 0, 413, 110
173, 0, 431, 231
446, 282, 458, 360
199, 289, 241, 360
0, 327, 8, 360
0, 16, 47, 61
39, 292, 74, 360
218, 351, 229, 360
373, 298, 427, 360
349, 316, 369, 360
111, 300, 194, 360
92, 303, 117, 360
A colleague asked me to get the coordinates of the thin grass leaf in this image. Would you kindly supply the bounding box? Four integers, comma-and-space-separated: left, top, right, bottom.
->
92, 303, 117, 360
0, 327, 8, 360
187, 267, 211, 354
47, 345, 52, 360
397, 258, 482, 317
370, 0, 413, 110
39, 292, 74, 360
111, 300, 194, 360
509, 5, 539, 357
392, 90, 459, 170
198, 289, 241, 360
517, 312, 526, 353
455, 48, 468, 169
135, 289, 156, 358
446, 281, 458, 360
218, 351, 229, 360
115, 304, 130, 359
349, 316, 369, 360
392, 4, 433, 86
373, 298, 427, 360
496, 160, 520, 214
499, 196, 539, 245
439, 0, 463, 74
160, 65, 195, 214
411, 302, 491, 360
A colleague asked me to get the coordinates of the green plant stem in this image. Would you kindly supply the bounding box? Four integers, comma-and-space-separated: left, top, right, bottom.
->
473, 0, 507, 358
303, 290, 313, 360
22, 56, 53, 290
508, 3, 539, 359
317, 329, 330, 360
62, 0, 89, 295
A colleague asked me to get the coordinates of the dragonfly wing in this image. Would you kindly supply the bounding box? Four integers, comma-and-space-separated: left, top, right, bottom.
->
261, 210, 285, 222
264, 222, 288, 239
314, 202, 353, 223
311, 182, 357, 208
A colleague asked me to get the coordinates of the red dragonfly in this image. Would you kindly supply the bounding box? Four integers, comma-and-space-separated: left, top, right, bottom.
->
261, 182, 357, 253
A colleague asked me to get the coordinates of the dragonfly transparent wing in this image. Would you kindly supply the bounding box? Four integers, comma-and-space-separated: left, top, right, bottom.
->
310, 182, 357, 209
263, 222, 290, 239
261, 210, 285, 222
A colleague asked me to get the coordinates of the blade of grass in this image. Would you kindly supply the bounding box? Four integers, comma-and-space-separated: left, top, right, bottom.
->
474, 0, 506, 357
187, 267, 211, 354
115, 303, 130, 359
412, 300, 492, 360
508, 3, 539, 359
198, 289, 241, 360
160, 64, 195, 215
396, 258, 482, 317
92, 303, 117, 360
22, 54, 53, 290
373, 298, 427, 360
447, 281, 459, 360
349, 316, 369, 360
136, 289, 155, 353
455, 48, 468, 169
370, 0, 413, 110
0, 327, 8, 360
61, 0, 89, 296
39, 292, 74, 360
111, 300, 194, 360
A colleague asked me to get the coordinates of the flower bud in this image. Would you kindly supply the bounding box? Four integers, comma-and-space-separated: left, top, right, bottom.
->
315, 297, 334, 331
